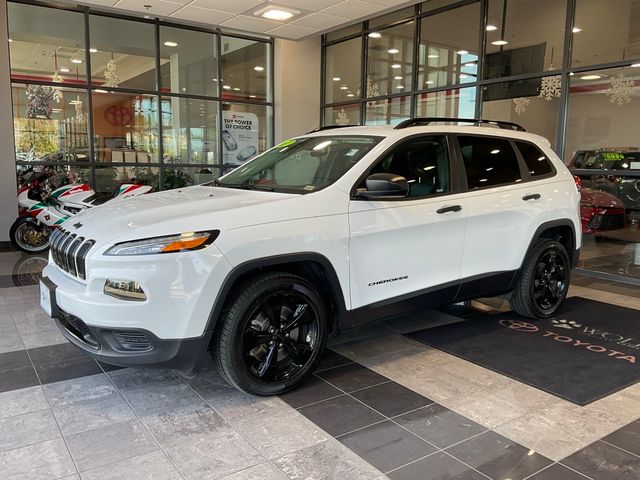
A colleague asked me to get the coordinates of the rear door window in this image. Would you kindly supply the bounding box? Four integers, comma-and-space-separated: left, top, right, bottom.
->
457, 135, 522, 189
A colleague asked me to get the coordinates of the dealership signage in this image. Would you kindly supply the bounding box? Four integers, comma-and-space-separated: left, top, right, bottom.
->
222, 112, 259, 165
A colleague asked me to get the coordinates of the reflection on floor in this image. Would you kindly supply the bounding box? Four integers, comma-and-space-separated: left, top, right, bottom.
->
0, 249, 638, 480
580, 234, 640, 280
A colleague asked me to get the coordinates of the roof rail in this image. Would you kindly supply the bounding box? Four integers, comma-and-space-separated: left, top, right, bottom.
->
306, 124, 360, 134
393, 117, 527, 132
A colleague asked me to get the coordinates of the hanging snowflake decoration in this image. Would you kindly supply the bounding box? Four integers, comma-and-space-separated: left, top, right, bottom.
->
513, 97, 530, 116
50, 72, 64, 103
25, 84, 54, 119
104, 59, 119, 88
71, 95, 85, 123
607, 73, 634, 105
539, 75, 561, 101
335, 107, 350, 125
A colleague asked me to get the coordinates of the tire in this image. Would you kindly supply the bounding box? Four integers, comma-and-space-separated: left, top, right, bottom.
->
213, 272, 329, 396
9, 217, 51, 254
510, 238, 571, 318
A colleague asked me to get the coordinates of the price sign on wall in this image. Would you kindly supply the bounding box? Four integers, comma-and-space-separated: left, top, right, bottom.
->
222, 112, 259, 164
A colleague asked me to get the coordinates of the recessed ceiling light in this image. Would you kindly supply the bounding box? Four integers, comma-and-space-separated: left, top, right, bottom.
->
569, 72, 575, 76
347, 93, 354, 97
8, 38, 12, 43
254, 66, 264, 72
396, 85, 404, 89
94, 89, 108, 93
249, 95, 256, 98
255, 5, 300, 21
459, 73, 469, 79
491, 40, 508, 46
457, 50, 469, 55
572, 27, 582, 33
163, 41, 178, 47
59, 67, 70, 73
387, 48, 399, 54
332, 77, 341, 81
223, 85, 232, 89
340, 85, 348, 90
233, 87, 240, 91
425, 80, 434, 85
394, 75, 402, 80
427, 54, 439, 59
580, 74, 601, 80
89, 48, 98, 53
486, 25, 498, 31
71, 59, 82, 64
368, 32, 382, 39
391, 63, 401, 69
490, 149, 500, 154
631, 63, 640, 68
464, 62, 477, 67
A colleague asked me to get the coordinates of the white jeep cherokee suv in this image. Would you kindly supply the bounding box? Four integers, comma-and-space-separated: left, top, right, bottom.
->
40, 118, 581, 395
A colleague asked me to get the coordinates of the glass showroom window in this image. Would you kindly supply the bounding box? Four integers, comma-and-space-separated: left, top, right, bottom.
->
365, 96, 411, 125
484, 0, 566, 80
160, 26, 218, 98
573, 0, 640, 68
415, 87, 476, 118
482, 76, 560, 146
95, 165, 159, 193
221, 36, 271, 103
89, 15, 157, 91
324, 103, 361, 126
325, 37, 362, 104
366, 21, 415, 97
221, 102, 271, 173
418, 2, 480, 90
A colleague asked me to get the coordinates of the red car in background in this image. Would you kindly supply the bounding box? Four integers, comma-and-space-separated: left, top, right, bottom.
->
576, 178, 626, 234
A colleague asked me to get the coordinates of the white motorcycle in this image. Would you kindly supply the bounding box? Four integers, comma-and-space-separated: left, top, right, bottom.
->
10, 169, 152, 253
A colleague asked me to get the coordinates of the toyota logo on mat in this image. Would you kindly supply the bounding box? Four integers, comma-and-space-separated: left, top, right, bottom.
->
498, 319, 539, 332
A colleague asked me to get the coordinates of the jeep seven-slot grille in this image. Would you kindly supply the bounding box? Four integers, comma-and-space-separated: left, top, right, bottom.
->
50, 228, 95, 280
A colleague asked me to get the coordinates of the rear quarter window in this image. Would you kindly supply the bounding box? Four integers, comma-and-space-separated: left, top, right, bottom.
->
516, 142, 554, 177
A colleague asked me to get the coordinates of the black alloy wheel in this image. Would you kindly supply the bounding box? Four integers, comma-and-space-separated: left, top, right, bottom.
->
532, 249, 568, 312
214, 272, 328, 396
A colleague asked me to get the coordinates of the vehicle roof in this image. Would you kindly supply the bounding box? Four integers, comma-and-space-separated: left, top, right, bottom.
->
301, 124, 551, 147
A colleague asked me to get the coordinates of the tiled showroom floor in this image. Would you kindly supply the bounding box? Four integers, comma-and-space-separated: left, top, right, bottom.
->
0, 249, 639, 480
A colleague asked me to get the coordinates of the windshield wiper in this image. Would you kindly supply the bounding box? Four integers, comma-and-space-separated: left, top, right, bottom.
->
214, 180, 275, 192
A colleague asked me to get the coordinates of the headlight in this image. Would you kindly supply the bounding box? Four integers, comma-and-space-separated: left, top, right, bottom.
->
104, 230, 219, 256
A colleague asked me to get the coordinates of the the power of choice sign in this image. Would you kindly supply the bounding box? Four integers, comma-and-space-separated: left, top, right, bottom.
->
222, 112, 259, 164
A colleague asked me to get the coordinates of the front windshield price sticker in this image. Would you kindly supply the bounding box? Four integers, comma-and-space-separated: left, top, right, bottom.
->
276, 139, 296, 149
222, 111, 259, 165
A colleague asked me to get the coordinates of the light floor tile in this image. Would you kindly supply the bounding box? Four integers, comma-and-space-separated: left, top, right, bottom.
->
219, 462, 288, 479
43, 374, 116, 407
444, 390, 529, 429
79, 450, 181, 480
0, 438, 76, 480
0, 408, 60, 452
0, 386, 48, 418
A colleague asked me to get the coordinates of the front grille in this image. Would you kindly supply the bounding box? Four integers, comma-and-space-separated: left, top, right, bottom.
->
51, 228, 95, 280
58, 309, 99, 349
588, 212, 625, 231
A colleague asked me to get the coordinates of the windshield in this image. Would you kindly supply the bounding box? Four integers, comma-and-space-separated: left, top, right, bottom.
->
215, 135, 382, 194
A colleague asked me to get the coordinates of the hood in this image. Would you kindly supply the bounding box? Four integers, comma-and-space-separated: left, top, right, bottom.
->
66, 185, 297, 243
580, 188, 625, 208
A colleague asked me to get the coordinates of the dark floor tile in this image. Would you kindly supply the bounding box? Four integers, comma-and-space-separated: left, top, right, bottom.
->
395, 403, 486, 449
0, 242, 17, 252
315, 362, 388, 393
298, 394, 384, 437
97, 361, 126, 373
316, 350, 354, 371
388, 451, 487, 480
0, 273, 40, 288
338, 419, 436, 473
563, 441, 640, 480
602, 420, 640, 456
351, 381, 432, 417
35, 357, 102, 384
447, 431, 552, 480
28, 343, 86, 367
0, 349, 31, 371
0, 365, 39, 393
280, 375, 342, 408
528, 463, 591, 480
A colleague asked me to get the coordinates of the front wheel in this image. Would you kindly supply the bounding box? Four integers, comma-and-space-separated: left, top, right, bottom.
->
213, 272, 329, 396
510, 239, 570, 318
9, 217, 51, 253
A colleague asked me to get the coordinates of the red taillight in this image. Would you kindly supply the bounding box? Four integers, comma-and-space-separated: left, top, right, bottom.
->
574, 175, 582, 192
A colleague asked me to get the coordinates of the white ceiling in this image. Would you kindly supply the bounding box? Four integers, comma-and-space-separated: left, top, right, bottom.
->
72, 0, 422, 40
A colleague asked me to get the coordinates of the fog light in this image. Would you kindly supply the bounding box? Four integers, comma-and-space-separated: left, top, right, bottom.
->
104, 279, 147, 301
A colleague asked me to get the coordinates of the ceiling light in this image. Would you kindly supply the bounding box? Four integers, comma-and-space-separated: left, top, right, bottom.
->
490, 149, 500, 154
223, 85, 232, 89
71, 59, 82, 64
391, 63, 401, 69
340, 85, 348, 90
396, 85, 404, 89
486, 25, 498, 31
163, 41, 178, 47
368, 32, 382, 39
427, 54, 439, 59
425, 80, 434, 85
249, 95, 256, 98
580, 74, 601, 80
233, 87, 240, 91
459, 73, 469, 79
8, 38, 12, 43
491, 40, 508, 46
457, 50, 469, 55
89, 48, 98, 53
464, 62, 477, 67
631, 63, 640, 68
256, 6, 300, 21
347, 93, 354, 97
387, 48, 399, 54
572, 27, 582, 33
94, 89, 108, 93
394, 75, 402, 80
59, 67, 70, 73
254, 65, 264, 72
569, 72, 575, 76
332, 76, 341, 81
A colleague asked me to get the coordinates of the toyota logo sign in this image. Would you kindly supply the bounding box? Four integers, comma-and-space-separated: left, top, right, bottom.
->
498, 319, 540, 332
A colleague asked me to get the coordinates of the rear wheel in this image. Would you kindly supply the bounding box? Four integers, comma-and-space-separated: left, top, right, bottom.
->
9, 217, 51, 253
510, 239, 570, 318
213, 272, 329, 396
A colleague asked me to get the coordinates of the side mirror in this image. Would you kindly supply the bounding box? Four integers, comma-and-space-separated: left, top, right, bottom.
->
356, 173, 409, 199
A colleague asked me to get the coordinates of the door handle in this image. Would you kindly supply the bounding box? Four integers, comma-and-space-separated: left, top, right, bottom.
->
436, 205, 462, 214
522, 193, 541, 201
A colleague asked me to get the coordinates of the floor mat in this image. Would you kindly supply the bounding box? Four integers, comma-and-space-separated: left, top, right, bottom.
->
407, 297, 640, 405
